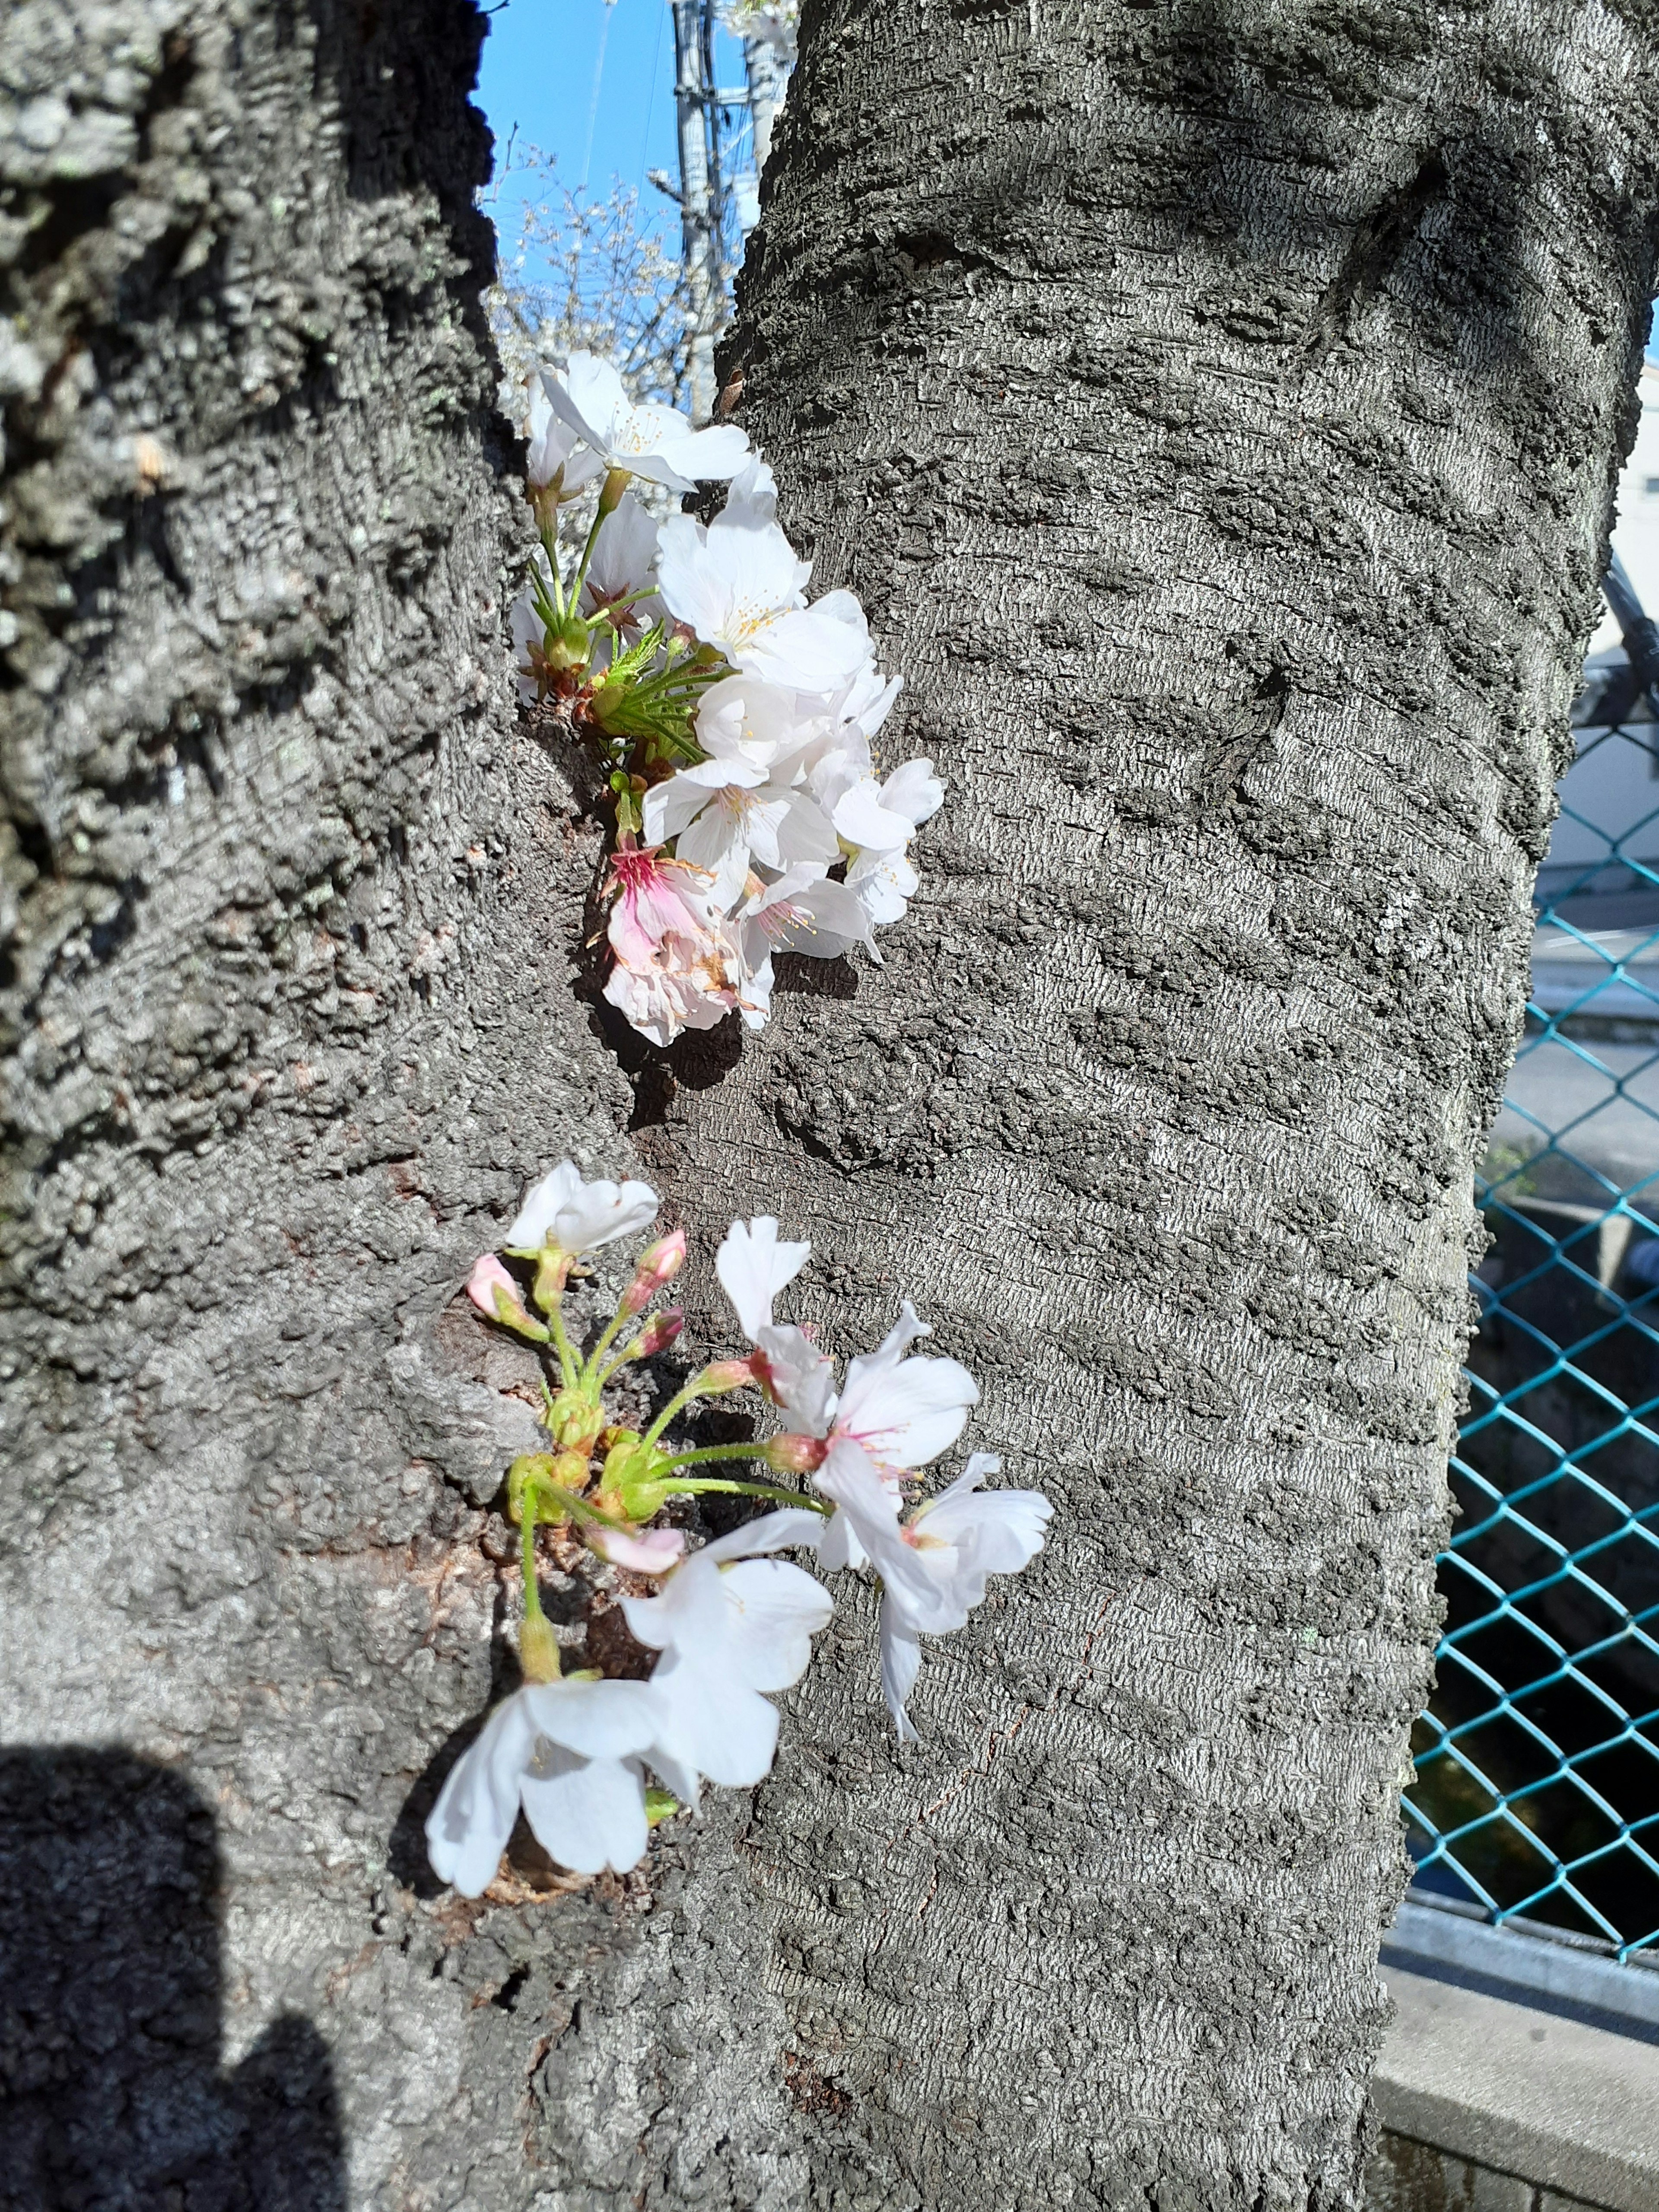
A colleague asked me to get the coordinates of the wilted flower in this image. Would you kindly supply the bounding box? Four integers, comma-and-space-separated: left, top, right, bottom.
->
603, 846, 745, 1046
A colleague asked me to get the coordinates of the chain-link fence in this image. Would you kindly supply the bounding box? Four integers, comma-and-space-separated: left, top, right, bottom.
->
1403, 567, 1659, 1964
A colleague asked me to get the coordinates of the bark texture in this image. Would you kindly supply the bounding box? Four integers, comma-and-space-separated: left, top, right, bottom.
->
619, 0, 1659, 2206
6, 0, 1659, 2209
0, 3, 703, 2205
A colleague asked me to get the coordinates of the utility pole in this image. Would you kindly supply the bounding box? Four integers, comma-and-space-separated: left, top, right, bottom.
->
670, 0, 725, 422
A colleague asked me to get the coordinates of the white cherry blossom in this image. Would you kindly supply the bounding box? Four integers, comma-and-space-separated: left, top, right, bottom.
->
837, 758, 944, 928
695, 673, 807, 770
622, 1510, 832, 1802
876, 1455, 1052, 1741
716, 1215, 811, 1339
734, 868, 884, 1023
544, 354, 750, 494
506, 1160, 659, 1255
656, 509, 870, 693
819, 1302, 979, 1482
643, 761, 838, 909
424, 1675, 664, 1893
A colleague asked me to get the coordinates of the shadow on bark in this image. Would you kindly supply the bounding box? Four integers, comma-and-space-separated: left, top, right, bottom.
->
0, 1748, 344, 2212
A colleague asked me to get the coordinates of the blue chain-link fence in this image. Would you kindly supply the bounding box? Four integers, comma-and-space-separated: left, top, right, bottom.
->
1403, 563, 1659, 1964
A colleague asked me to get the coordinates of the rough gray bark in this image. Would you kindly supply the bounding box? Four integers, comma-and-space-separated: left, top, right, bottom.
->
624, 0, 1659, 2207
0, 3, 672, 2205
6, 3, 1659, 2212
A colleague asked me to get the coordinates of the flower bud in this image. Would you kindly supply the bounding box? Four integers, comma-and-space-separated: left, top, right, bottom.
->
620, 1228, 687, 1316
695, 1357, 757, 1395
547, 1387, 604, 1457
636, 1307, 684, 1358
507, 1452, 556, 1525
764, 1432, 828, 1475
545, 610, 591, 674
466, 1255, 549, 1342
518, 1612, 562, 1684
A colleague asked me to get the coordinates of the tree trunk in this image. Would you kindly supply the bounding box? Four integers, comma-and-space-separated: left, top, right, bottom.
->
5, 0, 1659, 2209
626, 1, 1659, 2207
0, 2, 653, 2203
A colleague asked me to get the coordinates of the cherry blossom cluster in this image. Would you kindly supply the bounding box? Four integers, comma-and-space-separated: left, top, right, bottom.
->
427, 1161, 1050, 1897
505, 354, 942, 1046
718, 0, 798, 60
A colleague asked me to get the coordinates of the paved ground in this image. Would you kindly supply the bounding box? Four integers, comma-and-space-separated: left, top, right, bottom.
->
1494, 1037, 1659, 1191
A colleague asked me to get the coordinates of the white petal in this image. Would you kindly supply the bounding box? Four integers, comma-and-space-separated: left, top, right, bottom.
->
718, 1558, 833, 1691
837, 1351, 979, 1470
880, 757, 944, 828
738, 604, 870, 693
698, 1506, 830, 1565
814, 1440, 936, 1614
424, 1692, 536, 1897
643, 775, 713, 847
620, 1551, 730, 1658
519, 1745, 649, 1874
550, 1175, 661, 1253
715, 1216, 810, 1341
648, 1655, 780, 1787
505, 1160, 583, 1249
833, 779, 915, 852
523, 1677, 663, 1759
879, 1593, 922, 1744
772, 791, 841, 868
817, 1505, 868, 1573
756, 1322, 837, 1432
722, 454, 777, 526
659, 421, 753, 481
543, 353, 618, 454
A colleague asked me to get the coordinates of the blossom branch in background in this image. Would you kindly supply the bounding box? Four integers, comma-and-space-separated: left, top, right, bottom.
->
425, 1161, 1050, 1898
499, 352, 943, 1045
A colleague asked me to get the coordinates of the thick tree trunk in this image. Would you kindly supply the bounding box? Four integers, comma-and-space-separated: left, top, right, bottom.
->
6, 0, 1659, 2209
0, 3, 660, 2204
624, 1, 1659, 2207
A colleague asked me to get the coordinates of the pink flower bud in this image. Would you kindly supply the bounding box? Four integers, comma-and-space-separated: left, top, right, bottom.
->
585, 1525, 687, 1575
620, 1227, 688, 1316
466, 1254, 549, 1343
697, 1357, 757, 1395
765, 1432, 828, 1475
636, 1307, 684, 1357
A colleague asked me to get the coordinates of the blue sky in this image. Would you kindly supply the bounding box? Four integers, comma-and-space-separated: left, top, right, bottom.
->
475, 0, 748, 264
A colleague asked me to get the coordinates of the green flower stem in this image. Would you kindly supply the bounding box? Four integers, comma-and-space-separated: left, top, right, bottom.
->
661, 1476, 830, 1513
656, 1443, 771, 1469
580, 1305, 630, 1386
521, 1487, 544, 1622
570, 470, 627, 601
596, 1340, 642, 1389
546, 1299, 579, 1389
642, 1370, 749, 1449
